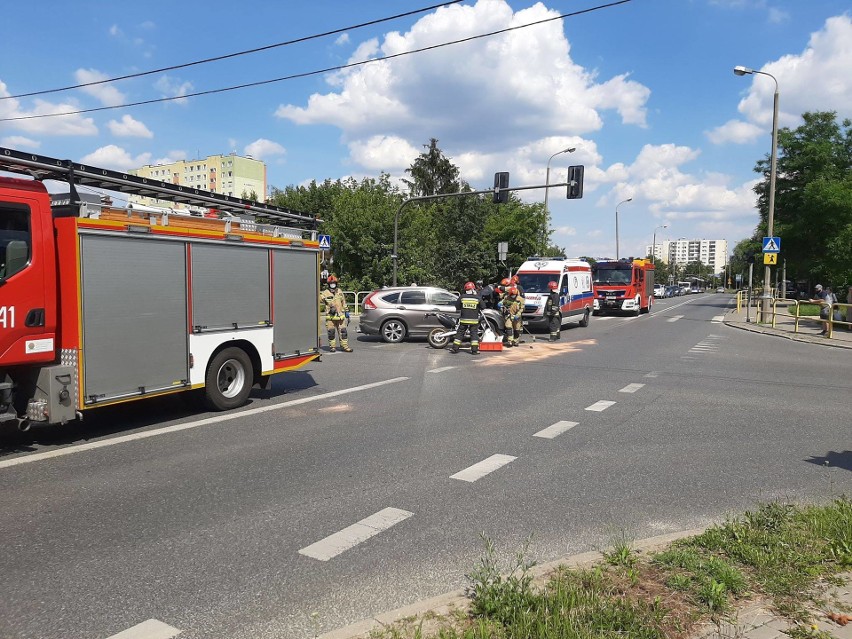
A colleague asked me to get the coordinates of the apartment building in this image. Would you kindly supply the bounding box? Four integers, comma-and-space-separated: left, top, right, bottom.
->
130, 153, 266, 210
645, 238, 729, 273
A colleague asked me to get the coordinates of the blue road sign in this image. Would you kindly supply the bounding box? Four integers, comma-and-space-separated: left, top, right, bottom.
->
762, 236, 780, 253
318, 234, 331, 250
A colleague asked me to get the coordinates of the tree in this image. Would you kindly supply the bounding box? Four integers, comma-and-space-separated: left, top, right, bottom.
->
751, 111, 852, 289
240, 189, 259, 202
402, 138, 460, 196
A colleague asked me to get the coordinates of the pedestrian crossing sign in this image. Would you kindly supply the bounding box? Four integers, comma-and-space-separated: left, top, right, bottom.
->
318, 234, 331, 250
762, 236, 780, 253
763, 253, 777, 265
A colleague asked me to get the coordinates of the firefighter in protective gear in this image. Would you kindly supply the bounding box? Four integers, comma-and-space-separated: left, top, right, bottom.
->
544, 280, 561, 341
502, 287, 523, 347
320, 275, 352, 352
450, 281, 483, 354
496, 277, 512, 344
510, 274, 525, 298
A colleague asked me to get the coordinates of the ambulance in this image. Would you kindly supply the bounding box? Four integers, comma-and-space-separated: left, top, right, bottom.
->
514, 257, 594, 330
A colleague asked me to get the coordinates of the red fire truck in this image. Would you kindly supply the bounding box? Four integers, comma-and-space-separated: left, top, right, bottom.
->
592, 258, 655, 316
0, 147, 321, 432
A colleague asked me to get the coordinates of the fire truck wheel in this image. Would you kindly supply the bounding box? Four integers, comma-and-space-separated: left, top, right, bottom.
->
205, 347, 253, 411
579, 308, 590, 327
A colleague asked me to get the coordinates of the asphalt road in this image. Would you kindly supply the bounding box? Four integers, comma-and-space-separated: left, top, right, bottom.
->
2, 293, 850, 639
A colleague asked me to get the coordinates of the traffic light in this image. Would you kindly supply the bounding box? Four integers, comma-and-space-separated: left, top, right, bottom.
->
493, 171, 509, 204
567, 165, 584, 199
746, 250, 755, 264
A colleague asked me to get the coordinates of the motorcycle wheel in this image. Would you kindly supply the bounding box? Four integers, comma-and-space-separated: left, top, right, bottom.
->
428, 327, 450, 349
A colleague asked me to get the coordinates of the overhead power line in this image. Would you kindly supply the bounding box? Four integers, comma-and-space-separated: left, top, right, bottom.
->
0, 0, 632, 123
0, 1, 463, 101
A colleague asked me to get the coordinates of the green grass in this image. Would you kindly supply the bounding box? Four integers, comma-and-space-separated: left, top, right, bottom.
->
366, 499, 852, 639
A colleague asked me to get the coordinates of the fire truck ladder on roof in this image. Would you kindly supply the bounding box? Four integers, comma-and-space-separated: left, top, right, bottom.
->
0, 146, 319, 229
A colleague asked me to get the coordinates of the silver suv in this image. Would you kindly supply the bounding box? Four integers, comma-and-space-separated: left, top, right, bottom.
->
359, 286, 459, 343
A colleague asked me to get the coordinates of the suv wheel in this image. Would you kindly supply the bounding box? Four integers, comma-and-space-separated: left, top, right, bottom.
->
381, 319, 407, 343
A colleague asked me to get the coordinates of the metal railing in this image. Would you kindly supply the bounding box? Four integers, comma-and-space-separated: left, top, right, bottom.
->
744, 295, 852, 339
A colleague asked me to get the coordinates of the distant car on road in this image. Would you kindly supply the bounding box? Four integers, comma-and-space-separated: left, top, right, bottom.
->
665, 285, 680, 297
680, 286, 691, 296
716, 286, 725, 293
358, 286, 459, 343
654, 284, 667, 298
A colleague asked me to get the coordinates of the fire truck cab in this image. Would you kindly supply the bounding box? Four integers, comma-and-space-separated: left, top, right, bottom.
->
592, 258, 655, 316
0, 147, 321, 432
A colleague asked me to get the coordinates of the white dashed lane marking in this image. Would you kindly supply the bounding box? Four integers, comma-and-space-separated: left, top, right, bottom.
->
667, 315, 684, 323
450, 454, 517, 482
299, 507, 413, 561
0, 377, 410, 471
619, 383, 645, 394
644, 371, 659, 378
585, 400, 616, 412
105, 619, 181, 639
428, 366, 456, 373
533, 421, 578, 439
712, 315, 725, 323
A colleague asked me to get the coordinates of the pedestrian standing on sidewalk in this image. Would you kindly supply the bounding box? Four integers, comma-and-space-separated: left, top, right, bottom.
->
809, 284, 833, 335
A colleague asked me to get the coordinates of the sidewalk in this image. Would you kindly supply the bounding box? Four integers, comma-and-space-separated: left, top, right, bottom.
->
724, 304, 852, 349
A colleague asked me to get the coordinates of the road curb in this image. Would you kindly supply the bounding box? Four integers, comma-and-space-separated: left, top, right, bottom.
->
723, 313, 852, 349
316, 528, 706, 639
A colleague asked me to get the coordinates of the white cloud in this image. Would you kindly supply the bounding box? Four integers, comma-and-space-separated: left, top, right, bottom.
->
108, 24, 122, 37
276, 0, 650, 152
80, 145, 151, 171
335, 33, 350, 46
155, 75, 194, 105
1, 135, 40, 149
75, 68, 127, 107
553, 225, 577, 236
0, 79, 98, 136
107, 114, 153, 138
153, 150, 187, 165
599, 143, 759, 227
706, 119, 763, 145
347, 135, 418, 172
244, 139, 286, 160
768, 8, 789, 24
734, 15, 852, 130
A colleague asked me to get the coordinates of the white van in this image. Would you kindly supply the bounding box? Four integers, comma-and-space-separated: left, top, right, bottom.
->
514, 257, 594, 329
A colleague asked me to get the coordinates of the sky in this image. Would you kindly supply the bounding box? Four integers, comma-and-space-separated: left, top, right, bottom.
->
2, 0, 851, 261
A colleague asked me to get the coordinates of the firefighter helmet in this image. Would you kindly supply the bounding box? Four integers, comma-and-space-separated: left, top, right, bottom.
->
464, 281, 476, 292
500, 278, 511, 287
326, 274, 338, 283
548, 281, 558, 290
508, 287, 518, 296
511, 275, 520, 284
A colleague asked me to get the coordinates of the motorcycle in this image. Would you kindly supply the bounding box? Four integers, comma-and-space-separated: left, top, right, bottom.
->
425, 309, 505, 349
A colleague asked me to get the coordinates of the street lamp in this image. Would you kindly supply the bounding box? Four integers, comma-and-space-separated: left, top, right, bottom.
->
543, 146, 576, 250
652, 224, 668, 264
734, 65, 779, 319
615, 197, 632, 259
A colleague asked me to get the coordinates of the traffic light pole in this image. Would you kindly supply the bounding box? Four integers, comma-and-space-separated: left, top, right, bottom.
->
391, 181, 569, 286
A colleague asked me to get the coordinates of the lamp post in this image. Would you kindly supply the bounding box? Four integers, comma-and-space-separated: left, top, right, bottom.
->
734, 65, 778, 320
615, 198, 632, 259
543, 147, 576, 250
652, 224, 668, 264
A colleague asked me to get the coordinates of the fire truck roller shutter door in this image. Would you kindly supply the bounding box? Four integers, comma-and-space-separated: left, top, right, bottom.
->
192, 244, 270, 330
273, 249, 320, 357
80, 235, 188, 402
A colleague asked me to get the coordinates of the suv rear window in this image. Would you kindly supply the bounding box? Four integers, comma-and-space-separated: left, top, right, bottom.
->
380, 292, 400, 304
